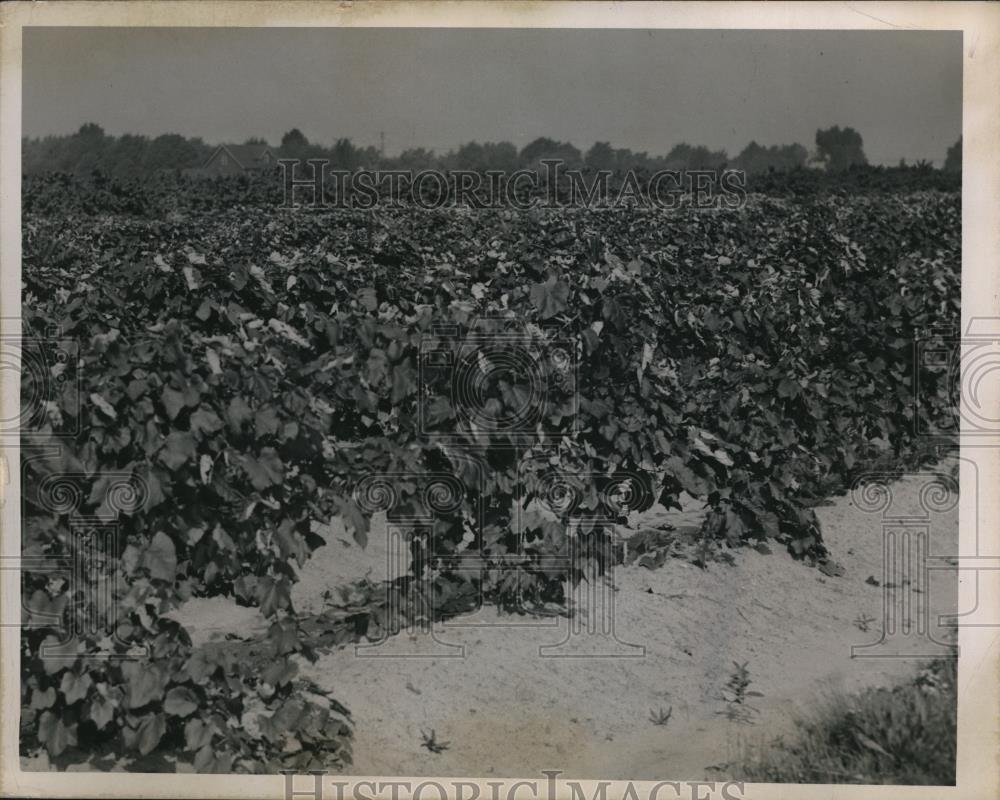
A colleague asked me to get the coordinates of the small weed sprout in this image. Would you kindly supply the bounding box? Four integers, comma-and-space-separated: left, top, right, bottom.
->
854, 613, 877, 632
420, 729, 450, 754
649, 706, 673, 726
718, 661, 762, 724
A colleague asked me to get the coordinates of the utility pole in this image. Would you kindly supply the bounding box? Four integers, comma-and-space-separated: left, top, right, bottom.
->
379, 131, 385, 163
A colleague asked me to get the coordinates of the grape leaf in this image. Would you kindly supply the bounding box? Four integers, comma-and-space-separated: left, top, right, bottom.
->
164, 686, 199, 717
190, 407, 224, 438
144, 531, 177, 583
159, 431, 196, 470
530, 277, 570, 319
89, 695, 115, 730
137, 712, 167, 755
126, 662, 166, 709
161, 386, 186, 420
239, 448, 284, 491
59, 670, 92, 705
38, 711, 77, 757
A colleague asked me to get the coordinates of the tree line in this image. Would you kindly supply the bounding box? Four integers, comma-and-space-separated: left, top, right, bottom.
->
23, 122, 962, 179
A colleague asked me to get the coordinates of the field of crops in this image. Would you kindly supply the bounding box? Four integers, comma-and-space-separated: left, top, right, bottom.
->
19, 173, 960, 771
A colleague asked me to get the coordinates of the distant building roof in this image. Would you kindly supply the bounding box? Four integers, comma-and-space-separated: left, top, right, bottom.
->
204, 143, 275, 170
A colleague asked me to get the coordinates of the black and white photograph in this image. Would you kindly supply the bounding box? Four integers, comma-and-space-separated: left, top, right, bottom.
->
1, 3, 998, 799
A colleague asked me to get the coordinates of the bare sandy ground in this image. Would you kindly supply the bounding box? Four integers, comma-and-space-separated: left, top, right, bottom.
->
291, 462, 959, 780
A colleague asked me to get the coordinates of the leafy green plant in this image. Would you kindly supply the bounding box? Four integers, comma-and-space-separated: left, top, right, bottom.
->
19, 171, 960, 770
718, 661, 763, 724
853, 613, 877, 632
420, 729, 450, 754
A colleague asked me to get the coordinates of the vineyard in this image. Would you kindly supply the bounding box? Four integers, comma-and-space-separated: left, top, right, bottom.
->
19, 172, 960, 772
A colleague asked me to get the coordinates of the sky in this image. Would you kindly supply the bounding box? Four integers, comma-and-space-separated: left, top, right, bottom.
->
22, 27, 962, 166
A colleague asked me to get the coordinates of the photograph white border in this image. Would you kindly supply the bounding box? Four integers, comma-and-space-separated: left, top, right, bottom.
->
1, 3, 997, 799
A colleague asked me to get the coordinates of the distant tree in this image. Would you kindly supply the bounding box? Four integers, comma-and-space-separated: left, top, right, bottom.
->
663, 143, 728, 170
145, 133, 204, 172
733, 141, 808, 174
452, 141, 486, 171
446, 141, 518, 172
114, 133, 150, 176
328, 138, 359, 170
585, 141, 617, 172
393, 147, 438, 171
774, 143, 808, 170
244, 137, 269, 146
353, 145, 382, 169
732, 141, 765, 173
77, 122, 106, 141
280, 128, 310, 156
943, 137, 961, 173
481, 142, 518, 172
519, 137, 582, 167
814, 126, 867, 171
615, 148, 638, 170
65, 123, 112, 175
76, 151, 101, 175
519, 137, 557, 163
